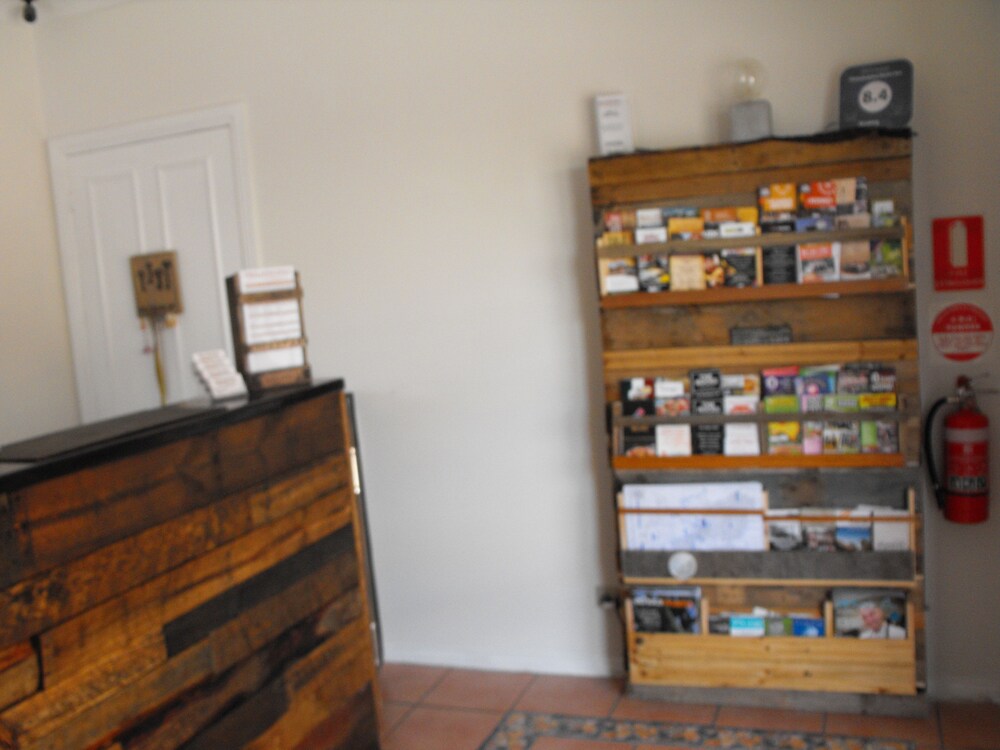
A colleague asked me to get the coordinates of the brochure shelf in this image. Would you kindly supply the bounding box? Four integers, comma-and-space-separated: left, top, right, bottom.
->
624, 599, 917, 694
595, 223, 906, 259
587, 131, 924, 700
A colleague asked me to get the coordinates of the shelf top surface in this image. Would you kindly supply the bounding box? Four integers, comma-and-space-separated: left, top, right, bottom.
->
0, 379, 345, 492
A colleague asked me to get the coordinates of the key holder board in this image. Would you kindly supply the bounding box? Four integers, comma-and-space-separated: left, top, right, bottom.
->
130, 251, 182, 317
130, 251, 183, 406
226, 267, 311, 392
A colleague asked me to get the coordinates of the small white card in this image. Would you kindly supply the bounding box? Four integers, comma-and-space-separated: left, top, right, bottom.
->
595, 93, 634, 156
724, 423, 761, 456
192, 349, 247, 400
242, 300, 303, 345
635, 226, 667, 244
247, 345, 306, 374
655, 424, 692, 457
235, 266, 297, 295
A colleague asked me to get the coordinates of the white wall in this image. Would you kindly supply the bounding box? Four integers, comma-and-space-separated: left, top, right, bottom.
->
0, 18, 78, 446
912, 1, 1000, 700
15, 0, 1000, 698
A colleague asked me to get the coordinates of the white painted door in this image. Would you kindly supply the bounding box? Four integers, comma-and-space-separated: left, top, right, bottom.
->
49, 106, 258, 422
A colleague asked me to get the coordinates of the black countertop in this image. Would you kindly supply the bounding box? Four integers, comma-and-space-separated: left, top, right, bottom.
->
0, 379, 343, 493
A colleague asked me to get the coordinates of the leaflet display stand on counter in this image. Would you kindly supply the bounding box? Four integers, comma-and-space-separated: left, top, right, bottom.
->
587, 131, 926, 714
226, 266, 311, 392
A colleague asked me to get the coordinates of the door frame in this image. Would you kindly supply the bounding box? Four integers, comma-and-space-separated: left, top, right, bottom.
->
48, 103, 260, 419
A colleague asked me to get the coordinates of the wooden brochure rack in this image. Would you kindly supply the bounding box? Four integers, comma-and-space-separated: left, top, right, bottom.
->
588, 131, 925, 704
226, 268, 311, 392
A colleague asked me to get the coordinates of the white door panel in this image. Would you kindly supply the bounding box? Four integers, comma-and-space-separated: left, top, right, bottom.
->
79, 169, 154, 417
50, 106, 257, 422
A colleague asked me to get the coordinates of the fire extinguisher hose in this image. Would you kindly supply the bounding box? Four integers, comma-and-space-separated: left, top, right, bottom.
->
923, 396, 951, 511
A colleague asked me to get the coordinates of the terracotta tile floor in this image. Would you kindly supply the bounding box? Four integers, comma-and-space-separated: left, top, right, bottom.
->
378, 663, 1000, 750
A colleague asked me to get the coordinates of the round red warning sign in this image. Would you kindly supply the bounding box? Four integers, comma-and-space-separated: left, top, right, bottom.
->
931, 304, 994, 361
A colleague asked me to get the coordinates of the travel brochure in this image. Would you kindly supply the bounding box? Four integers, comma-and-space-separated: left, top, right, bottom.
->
620, 363, 900, 459
631, 585, 907, 640
596, 176, 904, 295
621, 481, 911, 555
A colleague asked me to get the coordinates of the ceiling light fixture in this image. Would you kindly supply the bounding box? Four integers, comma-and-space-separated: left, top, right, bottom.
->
23, 0, 37, 23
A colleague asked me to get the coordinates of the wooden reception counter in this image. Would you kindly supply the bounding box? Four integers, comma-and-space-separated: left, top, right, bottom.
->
0, 381, 380, 749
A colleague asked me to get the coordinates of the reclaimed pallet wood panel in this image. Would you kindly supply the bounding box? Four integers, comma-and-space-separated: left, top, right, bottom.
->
601, 293, 915, 350
39, 486, 353, 688
589, 133, 924, 702
0, 385, 378, 750
0, 644, 36, 714
0, 456, 349, 652
621, 550, 915, 582
589, 132, 911, 207
0, 393, 343, 590
629, 632, 916, 695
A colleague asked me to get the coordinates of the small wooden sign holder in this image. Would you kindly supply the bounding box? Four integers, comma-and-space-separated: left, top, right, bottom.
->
225, 269, 311, 393
130, 251, 183, 406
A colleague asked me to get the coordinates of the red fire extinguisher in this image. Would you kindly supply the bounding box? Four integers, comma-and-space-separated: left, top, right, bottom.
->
923, 376, 991, 524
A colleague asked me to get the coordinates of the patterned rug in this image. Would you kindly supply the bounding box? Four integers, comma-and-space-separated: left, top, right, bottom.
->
479, 711, 915, 749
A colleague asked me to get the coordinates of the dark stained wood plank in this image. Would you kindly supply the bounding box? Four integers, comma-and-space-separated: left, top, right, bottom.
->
242, 627, 376, 750
0, 387, 377, 750
591, 157, 910, 207
162, 525, 354, 656
1, 551, 361, 750
589, 132, 911, 188
116, 648, 270, 750
1, 393, 344, 590
599, 278, 914, 309
0, 643, 37, 713
213, 393, 343, 495
40, 486, 353, 688
0, 436, 217, 592
601, 293, 915, 350
0, 632, 166, 744
290, 685, 379, 750
621, 550, 915, 581
0, 456, 349, 652
171, 674, 288, 750
602, 339, 918, 385
117, 590, 363, 750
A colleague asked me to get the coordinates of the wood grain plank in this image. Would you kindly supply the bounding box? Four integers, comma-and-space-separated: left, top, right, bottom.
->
588, 133, 911, 188
1, 436, 217, 592
1, 393, 344, 590
601, 293, 915, 351
599, 278, 914, 309
0, 644, 36, 713
603, 339, 918, 381
242, 626, 376, 750
117, 648, 271, 750
621, 550, 915, 582
161, 525, 354, 656
591, 157, 910, 207
2, 547, 360, 750
118, 590, 363, 750
0, 456, 349, 652
0, 632, 166, 742
630, 633, 916, 694
289, 685, 379, 750
40, 485, 353, 687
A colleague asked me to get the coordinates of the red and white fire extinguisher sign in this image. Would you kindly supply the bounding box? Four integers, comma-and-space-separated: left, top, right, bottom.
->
923, 376, 991, 524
